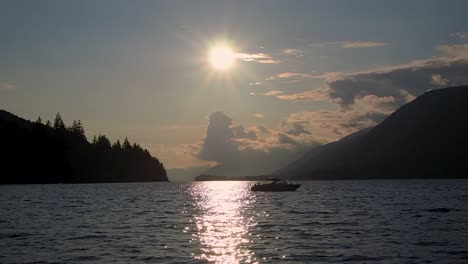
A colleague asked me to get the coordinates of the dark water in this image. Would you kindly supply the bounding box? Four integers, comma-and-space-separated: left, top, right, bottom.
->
1, 180, 468, 263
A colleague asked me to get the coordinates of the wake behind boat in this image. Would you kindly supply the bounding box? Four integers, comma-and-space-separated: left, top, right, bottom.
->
251, 178, 301, 192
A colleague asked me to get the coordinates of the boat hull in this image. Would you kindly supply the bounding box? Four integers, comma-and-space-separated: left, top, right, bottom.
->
250, 183, 301, 192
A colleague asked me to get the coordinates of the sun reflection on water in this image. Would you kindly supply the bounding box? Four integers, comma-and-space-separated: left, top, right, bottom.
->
189, 181, 257, 263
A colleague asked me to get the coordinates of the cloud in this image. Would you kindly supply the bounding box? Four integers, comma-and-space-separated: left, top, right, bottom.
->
262, 44, 468, 142
453, 32, 468, 41
282, 48, 303, 57
286, 122, 311, 136
277, 133, 298, 145
268, 72, 317, 80
256, 125, 270, 134
438, 44, 468, 57
236, 52, 281, 64
197, 111, 322, 175
264, 90, 284, 96
198, 112, 238, 162
0, 82, 15, 91
327, 56, 468, 109
338, 41, 388, 48
231, 125, 257, 140
430, 74, 449, 87
288, 109, 388, 141
274, 45, 468, 140
355, 95, 398, 112
198, 111, 259, 162
277, 72, 312, 78
195, 43, 468, 174
309, 41, 388, 49
266, 72, 335, 84
274, 87, 330, 101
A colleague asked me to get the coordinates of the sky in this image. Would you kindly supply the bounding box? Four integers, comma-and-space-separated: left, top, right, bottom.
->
1, 0, 468, 177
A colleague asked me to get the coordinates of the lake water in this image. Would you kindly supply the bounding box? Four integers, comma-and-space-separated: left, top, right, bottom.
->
1, 180, 468, 263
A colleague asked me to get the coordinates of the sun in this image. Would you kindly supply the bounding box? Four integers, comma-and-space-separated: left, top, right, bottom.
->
209, 45, 235, 71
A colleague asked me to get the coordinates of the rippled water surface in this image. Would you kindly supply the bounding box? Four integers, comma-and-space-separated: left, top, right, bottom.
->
1, 180, 468, 263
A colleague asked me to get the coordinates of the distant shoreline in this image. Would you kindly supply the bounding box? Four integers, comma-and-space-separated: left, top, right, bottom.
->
193, 175, 468, 181
194, 175, 270, 181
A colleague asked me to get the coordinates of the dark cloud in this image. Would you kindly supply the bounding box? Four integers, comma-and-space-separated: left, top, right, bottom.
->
271, 53, 468, 115
277, 133, 298, 145
327, 57, 468, 109
256, 125, 269, 134
286, 122, 311, 136
263, 50, 468, 143
232, 125, 257, 140
198, 111, 237, 162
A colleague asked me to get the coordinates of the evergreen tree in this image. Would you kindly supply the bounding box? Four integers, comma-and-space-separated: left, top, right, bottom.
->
123, 137, 131, 150
32, 116, 45, 135
133, 143, 143, 151
76, 120, 85, 137
69, 120, 86, 140
1, 110, 169, 184
95, 134, 111, 148
53, 113, 66, 130
112, 139, 122, 150
69, 120, 78, 132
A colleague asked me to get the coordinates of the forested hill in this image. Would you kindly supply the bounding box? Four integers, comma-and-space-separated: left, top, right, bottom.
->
0, 110, 168, 184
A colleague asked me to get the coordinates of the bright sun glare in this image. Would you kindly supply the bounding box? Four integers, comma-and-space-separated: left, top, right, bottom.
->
209, 45, 235, 71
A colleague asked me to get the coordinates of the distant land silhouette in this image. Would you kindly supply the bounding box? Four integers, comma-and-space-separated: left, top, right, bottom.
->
0, 111, 168, 184
275, 86, 468, 180
194, 174, 269, 181
168, 166, 213, 182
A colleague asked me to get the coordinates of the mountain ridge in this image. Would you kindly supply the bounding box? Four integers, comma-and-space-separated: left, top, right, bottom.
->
276, 86, 468, 180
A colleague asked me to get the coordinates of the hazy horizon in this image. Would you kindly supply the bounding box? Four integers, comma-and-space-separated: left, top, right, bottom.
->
2, 0, 468, 176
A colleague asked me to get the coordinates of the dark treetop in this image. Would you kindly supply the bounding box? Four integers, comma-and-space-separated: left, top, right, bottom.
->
0, 111, 168, 184
276, 86, 468, 180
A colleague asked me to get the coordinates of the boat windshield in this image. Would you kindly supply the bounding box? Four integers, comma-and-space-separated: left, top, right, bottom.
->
267, 178, 287, 184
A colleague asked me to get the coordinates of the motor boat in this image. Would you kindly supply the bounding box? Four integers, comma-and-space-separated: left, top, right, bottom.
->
250, 178, 301, 192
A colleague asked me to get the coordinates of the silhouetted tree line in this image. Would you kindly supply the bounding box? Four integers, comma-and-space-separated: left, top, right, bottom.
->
0, 110, 168, 184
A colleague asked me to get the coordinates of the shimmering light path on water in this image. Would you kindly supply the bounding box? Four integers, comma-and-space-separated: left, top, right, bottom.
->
1, 180, 468, 263
189, 182, 256, 262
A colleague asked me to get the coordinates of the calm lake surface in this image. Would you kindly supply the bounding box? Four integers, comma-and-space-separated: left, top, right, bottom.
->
1, 180, 468, 263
